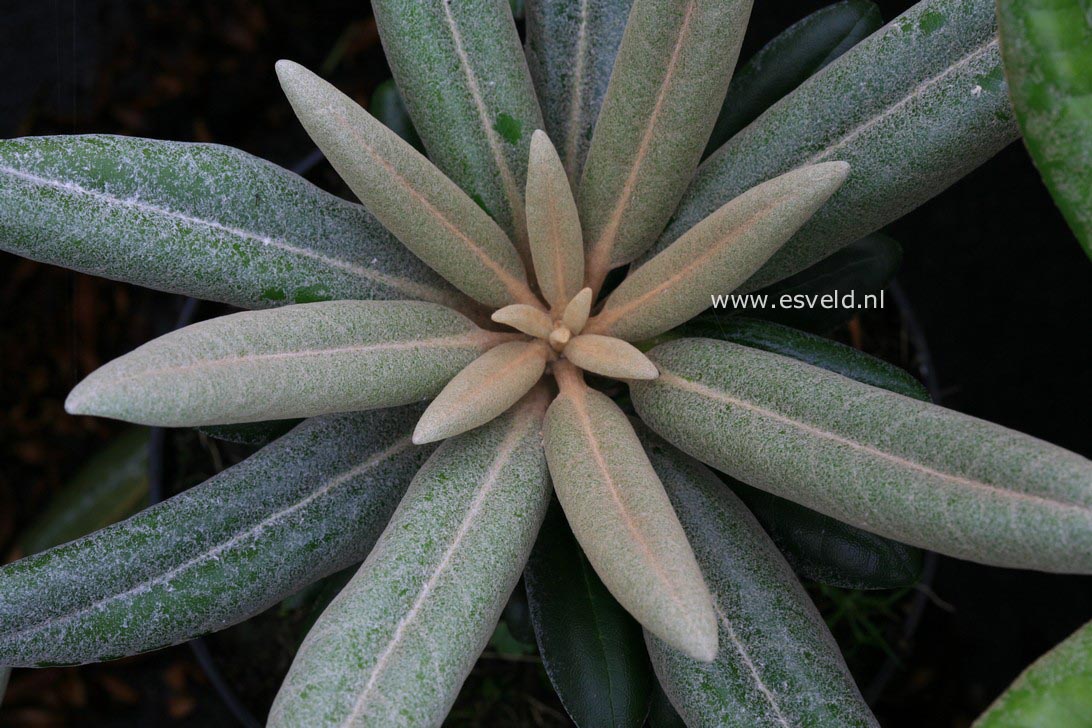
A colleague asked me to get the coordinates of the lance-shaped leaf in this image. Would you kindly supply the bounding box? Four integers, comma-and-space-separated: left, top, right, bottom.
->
524, 499, 654, 728
998, 0, 1092, 259
0, 407, 432, 667
638, 428, 878, 727
587, 162, 848, 342
0, 135, 468, 311
525, 0, 634, 182
276, 61, 538, 309
492, 303, 554, 338
579, 0, 754, 286
66, 301, 500, 427
269, 388, 551, 728
563, 287, 594, 333
974, 619, 1092, 727
564, 335, 659, 380
704, 0, 883, 155
18, 429, 150, 558
369, 79, 423, 151
544, 364, 716, 661
526, 130, 585, 310
372, 0, 544, 260
649, 0, 1020, 290
413, 340, 549, 444
671, 316, 929, 400
632, 338, 1092, 573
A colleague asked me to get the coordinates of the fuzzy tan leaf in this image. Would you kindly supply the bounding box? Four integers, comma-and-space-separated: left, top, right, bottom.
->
491, 304, 554, 338
564, 335, 658, 380
526, 130, 585, 310
632, 338, 1092, 573
562, 286, 593, 334
414, 341, 549, 444
544, 364, 716, 661
579, 0, 754, 288
66, 301, 503, 427
276, 61, 538, 309
588, 162, 848, 343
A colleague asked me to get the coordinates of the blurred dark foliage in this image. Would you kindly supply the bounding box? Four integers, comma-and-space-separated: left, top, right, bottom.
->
1, 1, 1089, 727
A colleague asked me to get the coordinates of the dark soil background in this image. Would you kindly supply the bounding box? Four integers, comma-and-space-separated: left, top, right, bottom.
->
1, 2, 1089, 726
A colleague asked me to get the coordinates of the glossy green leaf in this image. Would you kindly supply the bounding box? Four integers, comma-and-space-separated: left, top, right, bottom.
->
18, 429, 150, 557
587, 162, 848, 342
648, 681, 687, 728
526, 130, 585, 311
727, 479, 923, 589
639, 428, 878, 727
998, 0, 1092, 258
66, 301, 499, 427
524, 499, 653, 728
0, 135, 466, 310
372, 0, 544, 260
0, 407, 432, 667
974, 619, 1092, 727
270, 388, 551, 727
369, 79, 423, 151
748, 233, 903, 333
672, 316, 929, 400
632, 338, 1092, 573
277, 61, 538, 309
652, 0, 1019, 290
544, 366, 717, 662
525, 0, 634, 182
579, 0, 754, 286
197, 419, 302, 446
704, 0, 884, 155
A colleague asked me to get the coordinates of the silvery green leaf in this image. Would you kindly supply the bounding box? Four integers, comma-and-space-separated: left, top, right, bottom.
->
973, 618, 1092, 727
270, 388, 551, 728
0, 135, 467, 310
652, 0, 1019, 290
372, 0, 544, 261
579, 0, 753, 286
638, 428, 878, 727
276, 61, 538, 309
0, 407, 432, 667
66, 301, 502, 427
632, 338, 1092, 573
525, 0, 634, 182
545, 366, 717, 662
587, 162, 848, 342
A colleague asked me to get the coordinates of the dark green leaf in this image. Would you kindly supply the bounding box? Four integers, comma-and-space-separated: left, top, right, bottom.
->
647, 680, 686, 728
0, 406, 432, 666
18, 429, 150, 557
748, 233, 903, 333
0, 135, 468, 310
197, 419, 303, 446
369, 79, 423, 152
524, 499, 653, 728
998, 0, 1092, 258
705, 0, 883, 155
501, 580, 536, 647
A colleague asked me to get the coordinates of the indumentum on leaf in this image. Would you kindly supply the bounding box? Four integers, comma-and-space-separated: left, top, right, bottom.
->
0, 0, 1088, 725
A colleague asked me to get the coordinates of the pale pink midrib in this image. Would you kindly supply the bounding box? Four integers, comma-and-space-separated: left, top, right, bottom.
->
712, 599, 792, 727
542, 170, 574, 308
0, 164, 461, 308
802, 37, 1000, 167
328, 110, 539, 308
567, 386, 689, 614
586, 0, 698, 279
660, 371, 1091, 514
440, 1, 530, 258
588, 194, 787, 334
83, 332, 494, 394
344, 401, 539, 725
2, 436, 416, 646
